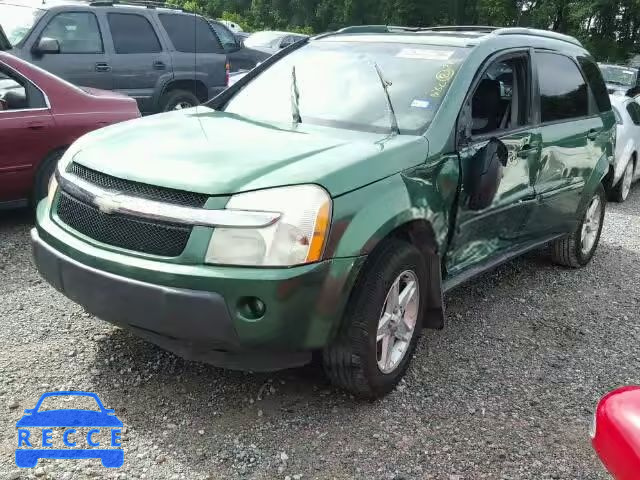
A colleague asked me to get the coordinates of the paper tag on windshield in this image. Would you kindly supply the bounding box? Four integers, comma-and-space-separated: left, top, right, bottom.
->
411, 99, 431, 109
396, 48, 454, 60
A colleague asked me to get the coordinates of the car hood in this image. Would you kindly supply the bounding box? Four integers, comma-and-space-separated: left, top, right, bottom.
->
16, 410, 123, 428
71, 107, 429, 197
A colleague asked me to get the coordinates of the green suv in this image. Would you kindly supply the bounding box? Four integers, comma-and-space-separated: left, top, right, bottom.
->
33, 26, 614, 398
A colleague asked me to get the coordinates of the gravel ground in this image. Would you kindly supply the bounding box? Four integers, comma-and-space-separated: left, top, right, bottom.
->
1, 189, 639, 480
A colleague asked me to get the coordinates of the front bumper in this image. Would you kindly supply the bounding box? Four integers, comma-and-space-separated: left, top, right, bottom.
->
32, 212, 365, 371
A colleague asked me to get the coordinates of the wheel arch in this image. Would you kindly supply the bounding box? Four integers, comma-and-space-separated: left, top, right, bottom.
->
156, 78, 209, 106
584, 151, 611, 213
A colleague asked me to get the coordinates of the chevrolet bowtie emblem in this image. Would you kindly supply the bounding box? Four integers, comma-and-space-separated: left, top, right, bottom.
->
94, 193, 122, 215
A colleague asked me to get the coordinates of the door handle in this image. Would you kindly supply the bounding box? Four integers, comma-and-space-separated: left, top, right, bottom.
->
28, 121, 46, 130
95, 63, 111, 72
587, 129, 600, 141
153, 61, 166, 70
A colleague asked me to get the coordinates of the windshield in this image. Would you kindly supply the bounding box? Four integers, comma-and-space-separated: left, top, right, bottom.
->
225, 41, 468, 134
600, 64, 637, 87
0, 4, 44, 46
244, 31, 286, 48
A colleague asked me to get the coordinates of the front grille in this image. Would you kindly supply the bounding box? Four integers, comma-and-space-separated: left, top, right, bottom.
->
69, 163, 208, 207
57, 192, 191, 257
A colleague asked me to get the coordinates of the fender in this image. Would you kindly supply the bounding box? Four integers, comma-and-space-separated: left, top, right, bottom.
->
326, 156, 460, 329
579, 151, 610, 213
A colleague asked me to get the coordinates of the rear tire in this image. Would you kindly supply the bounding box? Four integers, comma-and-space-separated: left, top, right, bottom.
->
160, 89, 200, 112
31, 149, 64, 209
551, 183, 606, 268
323, 238, 426, 399
610, 158, 634, 203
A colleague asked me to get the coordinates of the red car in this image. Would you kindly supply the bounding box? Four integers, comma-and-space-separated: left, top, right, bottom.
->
592, 386, 640, 480
0, 34, 139, 209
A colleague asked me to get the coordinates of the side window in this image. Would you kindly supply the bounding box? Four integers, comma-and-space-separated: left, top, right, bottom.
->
107, 13, 161, 54
209, 22, 237, 50
0, 66, 46, 111
626, 102, 640, 125
537, 52, 589, 123
470, 56, 530, 136
159, 14, 222, 53
578, 56, 612, 113
39, 12, 103, 54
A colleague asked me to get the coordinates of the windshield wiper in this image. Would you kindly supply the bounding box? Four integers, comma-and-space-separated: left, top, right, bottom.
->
291, 65, 301, 125
373, 62, 400, 135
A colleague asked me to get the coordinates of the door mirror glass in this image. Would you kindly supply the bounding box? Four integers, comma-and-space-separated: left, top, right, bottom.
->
464, 138, 508, 211
34, 37, 60, 54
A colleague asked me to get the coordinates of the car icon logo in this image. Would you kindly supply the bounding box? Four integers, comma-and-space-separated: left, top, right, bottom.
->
15, 391, 124, 468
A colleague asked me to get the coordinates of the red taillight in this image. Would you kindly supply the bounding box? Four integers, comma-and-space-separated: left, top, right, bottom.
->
225, 61, 230, 87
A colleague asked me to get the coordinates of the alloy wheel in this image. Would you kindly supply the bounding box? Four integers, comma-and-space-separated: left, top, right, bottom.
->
621, 161, 634, 200
581, 195, 603, 256
376, 270, 420, 374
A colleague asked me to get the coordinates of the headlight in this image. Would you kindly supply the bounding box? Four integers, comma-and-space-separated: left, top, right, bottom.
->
205, 185, 331, 267
47, 174, 58, 206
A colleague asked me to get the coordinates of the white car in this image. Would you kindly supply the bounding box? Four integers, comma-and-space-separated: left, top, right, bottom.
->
218, 20, 243, 33
609, 94, 640, 202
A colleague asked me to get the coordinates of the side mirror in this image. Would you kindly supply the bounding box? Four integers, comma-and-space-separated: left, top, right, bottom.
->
592, 386, 640, 480
464, 138, 508, 211
626, 86, 640, 97
34, 37, 60, 55
23, 409, 34, 414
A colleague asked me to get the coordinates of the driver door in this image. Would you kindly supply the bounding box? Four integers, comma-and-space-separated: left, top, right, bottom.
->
0, 62, 54, 203
447, 50, 541, 279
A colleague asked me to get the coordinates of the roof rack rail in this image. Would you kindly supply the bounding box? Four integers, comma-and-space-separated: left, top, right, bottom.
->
336, 25, 498, 34
89, 0, 185, 11
412, 25, 498, 33
333, 25, 583, 47
493, 27, 583, 47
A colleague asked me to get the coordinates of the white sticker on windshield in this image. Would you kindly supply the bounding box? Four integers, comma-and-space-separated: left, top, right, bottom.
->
396, 48, 454, 60
411, 99, 431, 109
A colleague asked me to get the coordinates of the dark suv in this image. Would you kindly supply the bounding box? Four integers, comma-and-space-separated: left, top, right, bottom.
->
0, 0, 228, 113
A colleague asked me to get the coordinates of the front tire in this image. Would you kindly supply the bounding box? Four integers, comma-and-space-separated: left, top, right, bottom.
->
610, 158, 634, 203
551, 184, 606, 268
323, 238, 426, 399
160, 89, 200, 112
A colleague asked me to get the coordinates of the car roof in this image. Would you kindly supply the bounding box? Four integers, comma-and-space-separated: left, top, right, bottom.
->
0, 0, 195, 13
314, 25, 585, 52
600, 63, 637, 69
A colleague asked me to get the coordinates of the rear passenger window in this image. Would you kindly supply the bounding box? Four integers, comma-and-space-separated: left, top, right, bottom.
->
209, 22, 237, 50
626, 102, 640, 125
40, 12, 103, 54
537, 52, 588, 122
107, 13, 161, 54
159, 14, 222, 53
578, 56, 612, 113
